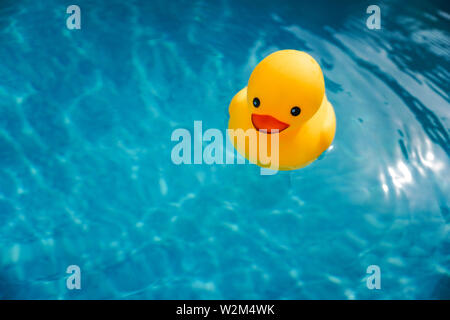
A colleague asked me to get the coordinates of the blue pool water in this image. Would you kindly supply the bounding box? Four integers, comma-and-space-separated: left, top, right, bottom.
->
0, 0, 449, 299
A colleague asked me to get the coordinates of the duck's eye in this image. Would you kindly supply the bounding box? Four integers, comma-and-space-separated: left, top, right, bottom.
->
290, 106, 301, 116
253, 97, 260, 108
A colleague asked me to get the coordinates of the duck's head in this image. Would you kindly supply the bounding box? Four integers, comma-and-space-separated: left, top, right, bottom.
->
247, 50, 325, 134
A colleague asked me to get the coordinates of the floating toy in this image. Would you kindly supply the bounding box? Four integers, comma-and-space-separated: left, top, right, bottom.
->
228, 50, 336, 170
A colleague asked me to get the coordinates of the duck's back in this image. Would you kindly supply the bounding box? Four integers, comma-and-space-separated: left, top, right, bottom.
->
228, 87, 251, 131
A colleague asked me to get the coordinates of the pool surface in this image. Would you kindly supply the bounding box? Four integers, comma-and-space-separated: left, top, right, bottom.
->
0, 0, 449, 299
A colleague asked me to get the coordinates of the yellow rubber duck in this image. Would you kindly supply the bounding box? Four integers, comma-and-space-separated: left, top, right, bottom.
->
228, 50, 336, 171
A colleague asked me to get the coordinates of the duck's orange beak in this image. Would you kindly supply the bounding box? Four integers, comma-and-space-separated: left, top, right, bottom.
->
251, 114, 290, 134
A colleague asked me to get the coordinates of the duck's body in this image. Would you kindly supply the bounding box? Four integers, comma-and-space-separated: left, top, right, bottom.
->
228, 50, 336, 170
